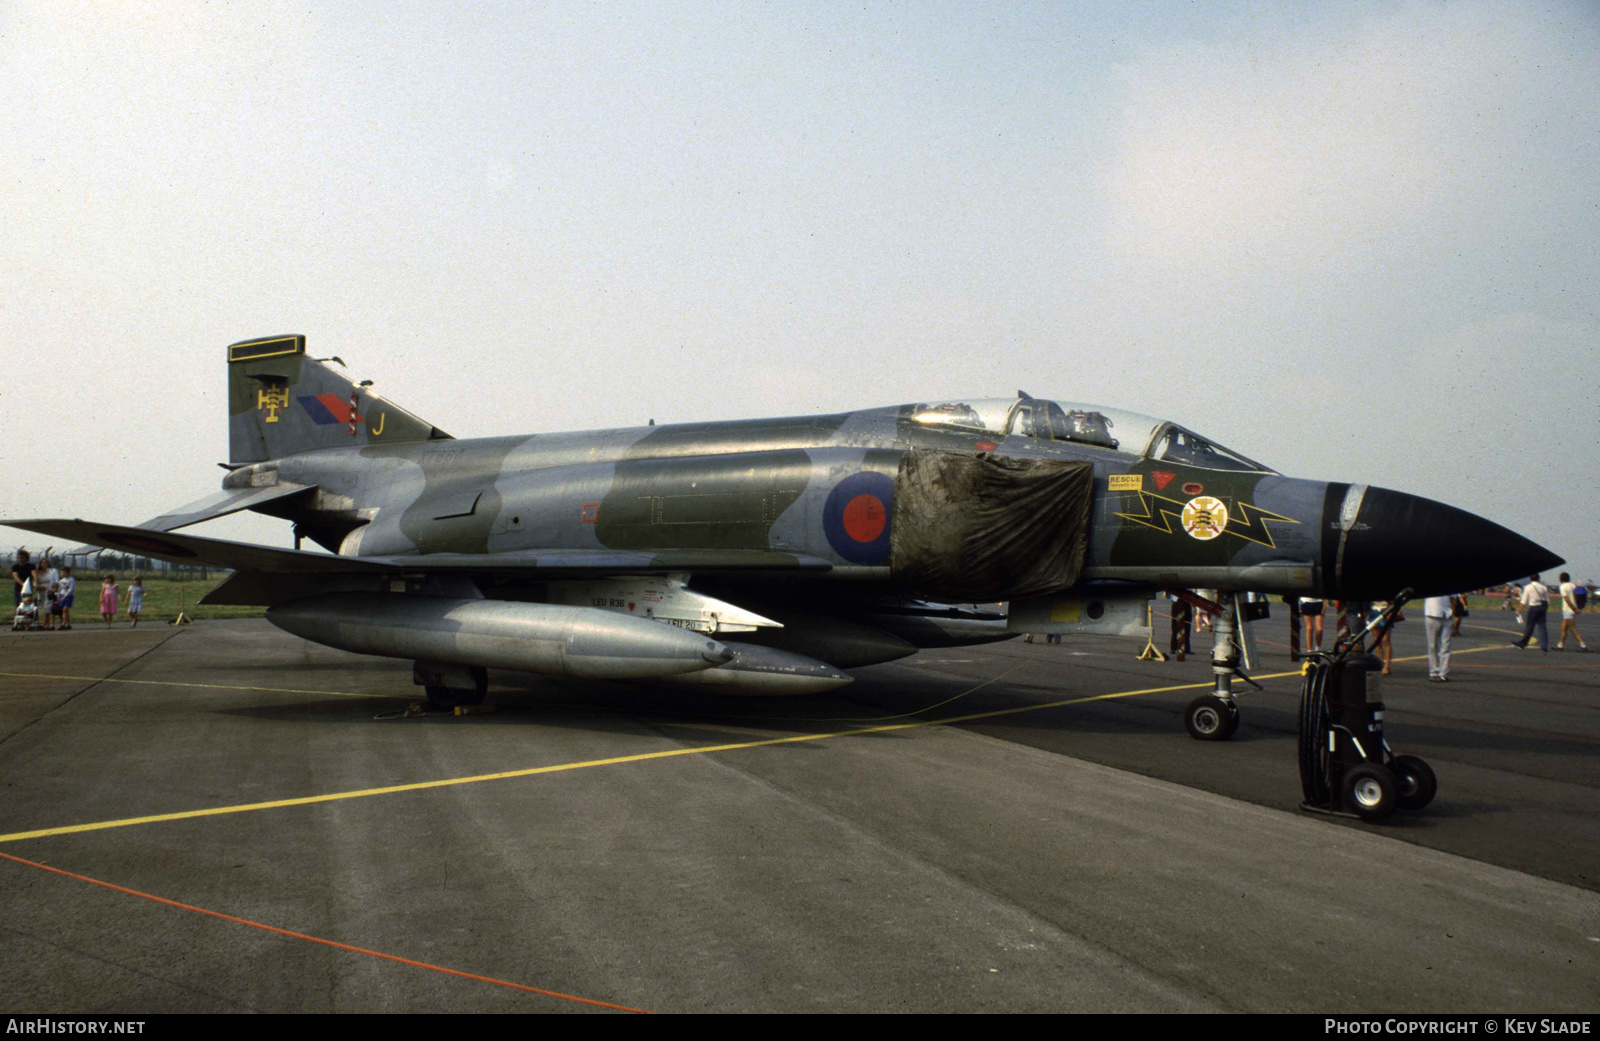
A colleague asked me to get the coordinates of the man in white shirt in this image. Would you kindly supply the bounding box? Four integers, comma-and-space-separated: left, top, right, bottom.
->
1512, 575, 1550, 651
1557, 572, 1588, 652
1423, 595, 1455, 681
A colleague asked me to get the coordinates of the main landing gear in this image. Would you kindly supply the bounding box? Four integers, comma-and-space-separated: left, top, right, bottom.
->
413, 661, 488, 711
1297, 590, 1437, 822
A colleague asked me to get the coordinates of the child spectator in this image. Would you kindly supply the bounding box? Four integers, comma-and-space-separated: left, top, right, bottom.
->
100, 574, 119, 627
56, 567, 75, 630
126, 576, 145, 628
13, 592, 38, 631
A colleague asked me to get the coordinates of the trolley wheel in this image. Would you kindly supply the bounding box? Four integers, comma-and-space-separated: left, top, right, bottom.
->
1341, 763, 1399, 821
1391, 754, 1437, 811
1185, 695, 1239, 741
425, 685, 485, 710
425, 667, 488, 710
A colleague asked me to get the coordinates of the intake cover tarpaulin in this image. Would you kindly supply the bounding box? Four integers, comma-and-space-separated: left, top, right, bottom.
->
889, 450, 1093, 602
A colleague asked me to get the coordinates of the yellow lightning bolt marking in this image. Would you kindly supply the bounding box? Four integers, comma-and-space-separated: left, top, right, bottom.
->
1115, 491, 1298, 547
1229, 501, 1299, 549
1113, 491, 1187, 534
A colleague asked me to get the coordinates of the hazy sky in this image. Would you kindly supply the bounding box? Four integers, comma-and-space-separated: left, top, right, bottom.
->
3, 1, 1596, 580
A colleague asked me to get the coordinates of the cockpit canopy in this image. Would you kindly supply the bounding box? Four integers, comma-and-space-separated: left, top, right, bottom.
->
906, 393, 1275, 473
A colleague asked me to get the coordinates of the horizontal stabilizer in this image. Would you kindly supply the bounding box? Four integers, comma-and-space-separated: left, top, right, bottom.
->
140, 483, 312, 533
61, 484, 313, 558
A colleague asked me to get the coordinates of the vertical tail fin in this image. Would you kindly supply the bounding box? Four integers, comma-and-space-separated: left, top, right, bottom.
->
226, 335, 452, 463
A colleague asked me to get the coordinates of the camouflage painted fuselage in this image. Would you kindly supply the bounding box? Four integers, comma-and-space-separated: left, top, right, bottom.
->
8, 337, 1561, 698
232, 404, 1316, 598
212, 340, 1556, 609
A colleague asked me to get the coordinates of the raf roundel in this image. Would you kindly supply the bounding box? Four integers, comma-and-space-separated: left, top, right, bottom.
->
823, 471, 895, 565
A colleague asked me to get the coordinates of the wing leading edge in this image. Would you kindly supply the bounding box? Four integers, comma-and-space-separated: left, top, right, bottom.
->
5, 518, 834, 577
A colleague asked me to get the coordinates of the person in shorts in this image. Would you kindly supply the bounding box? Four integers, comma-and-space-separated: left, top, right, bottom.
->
1299, 597, 1325, 654
1557, 572, 1588, 652
55, 566, 75, 629
1368, 599, 1402, 675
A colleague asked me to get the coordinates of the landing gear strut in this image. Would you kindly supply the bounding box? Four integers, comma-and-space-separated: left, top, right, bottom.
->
1184, 593, 1260, 741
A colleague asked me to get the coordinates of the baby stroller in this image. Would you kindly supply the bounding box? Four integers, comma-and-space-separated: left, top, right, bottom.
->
13, 594, 39, 631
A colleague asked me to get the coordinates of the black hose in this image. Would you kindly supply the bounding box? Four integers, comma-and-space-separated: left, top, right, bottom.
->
1298, 659, 1331, 805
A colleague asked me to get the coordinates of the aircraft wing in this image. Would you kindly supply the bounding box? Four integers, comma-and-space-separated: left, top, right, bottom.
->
4, 518, 834, 577
356, 549, 835, 573
6, 519, 388, 574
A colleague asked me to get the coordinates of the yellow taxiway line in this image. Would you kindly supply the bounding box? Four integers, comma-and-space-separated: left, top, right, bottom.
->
0, 668, 1306, 845
0, 670, 389, 700
0, 640, 1554, 846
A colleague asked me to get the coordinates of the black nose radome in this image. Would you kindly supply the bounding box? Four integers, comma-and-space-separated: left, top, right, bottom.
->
1325, 485, 1562, 599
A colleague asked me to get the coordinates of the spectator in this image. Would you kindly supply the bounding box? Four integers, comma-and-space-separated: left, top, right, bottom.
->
1369, 599, 1401, 675
1423, 595, 1455, 682
34, 555, 59, 631
11, 550, 34, 608
126, 576, 145, 627
1299, 596, 1325, 654
1512, 575, 1550, 652
1557, 572, 1588, 652
13, 592, 38, 631
56, 566, 76, 630
99, 574, 119, 628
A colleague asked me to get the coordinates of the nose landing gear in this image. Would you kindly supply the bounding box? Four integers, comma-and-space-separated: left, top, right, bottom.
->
1184, 693, 1239, 740
1181, 591, 1264, 741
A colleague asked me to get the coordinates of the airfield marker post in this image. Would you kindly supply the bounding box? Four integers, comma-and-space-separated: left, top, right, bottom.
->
1136, 602, 1165, 661
170, 587, 193, 626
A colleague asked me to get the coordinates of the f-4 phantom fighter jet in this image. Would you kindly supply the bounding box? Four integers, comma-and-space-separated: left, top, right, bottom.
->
7, 335, 1560, 738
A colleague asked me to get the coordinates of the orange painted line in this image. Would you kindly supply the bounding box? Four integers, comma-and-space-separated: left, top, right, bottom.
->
1448, 663, 1600, 671
0, 850, 650, 1014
